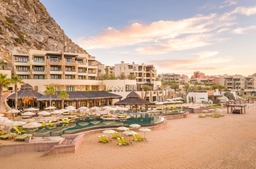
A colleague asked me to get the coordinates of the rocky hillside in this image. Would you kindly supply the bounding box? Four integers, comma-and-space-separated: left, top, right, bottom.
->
0, 0, 88, 63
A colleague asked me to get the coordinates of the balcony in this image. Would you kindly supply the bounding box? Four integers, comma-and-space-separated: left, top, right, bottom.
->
50, 70, 62, 74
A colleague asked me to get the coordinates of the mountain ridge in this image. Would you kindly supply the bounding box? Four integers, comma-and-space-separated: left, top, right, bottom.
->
0, 0, 88, 63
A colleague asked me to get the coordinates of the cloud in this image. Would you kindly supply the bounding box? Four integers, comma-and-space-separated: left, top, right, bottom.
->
231, 6, 256, 16
194, 51, 219, 58
220, 0, 238, 9
232, 25, 256, 34
76, 13, 233, 53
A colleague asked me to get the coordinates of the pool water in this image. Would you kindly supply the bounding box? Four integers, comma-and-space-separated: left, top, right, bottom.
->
34, 113, 164, 137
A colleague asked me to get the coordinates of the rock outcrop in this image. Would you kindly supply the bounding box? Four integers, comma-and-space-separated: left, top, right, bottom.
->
0, 0, 88, 63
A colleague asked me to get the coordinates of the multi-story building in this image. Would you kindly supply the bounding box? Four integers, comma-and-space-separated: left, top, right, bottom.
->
12, 50, 100, 92
161, 73, 181, 83
219, 75, 255, 96
114, 61, 157, 83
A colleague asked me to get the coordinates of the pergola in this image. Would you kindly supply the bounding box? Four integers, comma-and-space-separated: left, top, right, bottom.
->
226, 104, 247, 114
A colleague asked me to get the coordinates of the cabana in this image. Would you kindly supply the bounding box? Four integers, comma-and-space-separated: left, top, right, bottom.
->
114, 91, 150, 112
7, 83, 43, 109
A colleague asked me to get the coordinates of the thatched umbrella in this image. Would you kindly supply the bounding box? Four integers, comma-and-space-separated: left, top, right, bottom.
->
114, 91, 150, 112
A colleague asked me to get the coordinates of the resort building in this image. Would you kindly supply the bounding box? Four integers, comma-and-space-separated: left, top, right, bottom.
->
160, 73, 181, 83
219, 75, 255, 96
114, 61, 157, 83
12, 50, 101, 92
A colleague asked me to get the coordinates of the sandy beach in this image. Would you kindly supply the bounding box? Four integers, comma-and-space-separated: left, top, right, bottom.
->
1, 104, 256, 169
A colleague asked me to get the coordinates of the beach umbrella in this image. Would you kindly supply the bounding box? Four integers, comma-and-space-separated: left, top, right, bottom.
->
22, 112, 36, 116
123, 130, 137, 143
24, 107, 39, 111
6, 109, 20, 120
45, 106, 56, 110
129, 124, 141, 129
5, 121, 26, 127
51, 110, 63, 115
103, 129, 116, 140
139, 127, 151, 139
38, 111, 51, 116
116, 126, 129, 131
22, 122, 42, 129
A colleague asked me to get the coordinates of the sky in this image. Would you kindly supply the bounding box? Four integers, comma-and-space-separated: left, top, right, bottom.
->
40, 0, 256, 77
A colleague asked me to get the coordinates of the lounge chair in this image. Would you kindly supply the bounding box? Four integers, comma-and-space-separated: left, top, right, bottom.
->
0, 130, 7, 135
101, 135, 109, 142
14, 134, 32, 141
117, 138, 129, 146
48, 121, 54, 128
13, 126, 26, 134
0, 133, 16, 140
121, 137, 130, 145
112, 132, 121, 139
42, 121, 46, 128
133, 134, 144, 141
98, 136, 108, 143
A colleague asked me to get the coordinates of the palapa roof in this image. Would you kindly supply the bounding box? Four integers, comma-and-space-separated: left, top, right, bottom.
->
7, 83, 43, 99
37, 91, 122, 101
114, 91, 150, 105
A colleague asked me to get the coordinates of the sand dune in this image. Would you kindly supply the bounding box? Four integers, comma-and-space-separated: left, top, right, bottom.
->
1, 104, 256, 169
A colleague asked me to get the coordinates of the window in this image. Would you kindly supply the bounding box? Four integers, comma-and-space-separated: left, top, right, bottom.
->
34, 75, 45, 79
18, 75, 29, 79
34, 57, 44, 62
65, 75, 73, 79
78, 60, 83, 64
66, 86, 74, 91
50, 57, 60, 62
17, 66, 29, 72
17, 57, 28, 62
65, 66, 74, 72
65, 58, 72, 62
50, 74, 61, 79
34, 66, 44, 71
50, 66, 60, 71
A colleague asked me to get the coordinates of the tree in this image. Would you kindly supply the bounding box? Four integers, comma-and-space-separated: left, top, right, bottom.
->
118, 74, 126, 80
142, 85, 151, 100
108, 73, 116, 80
0, 73, 11, 109
58, 90, 69, 109
0, 60, 7, 70
127, 74, 136, 80
44, 85, 56, 106
104, 67, 109, 75
11, 75, 24, 109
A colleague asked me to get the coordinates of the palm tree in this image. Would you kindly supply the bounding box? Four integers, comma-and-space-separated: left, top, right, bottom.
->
58, 90, 69, 109
118, 74, 126, 80
11, 75, 24, 109
142, 85, 151, 100
0, 73, 11, 109
44, 85, 56, 107
108, 73, 116, 80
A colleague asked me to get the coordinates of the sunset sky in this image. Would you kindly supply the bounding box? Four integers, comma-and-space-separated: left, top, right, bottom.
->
40, 0, 256, 76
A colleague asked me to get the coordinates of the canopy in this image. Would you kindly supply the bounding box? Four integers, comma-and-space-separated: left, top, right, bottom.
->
115, 91, 150, 106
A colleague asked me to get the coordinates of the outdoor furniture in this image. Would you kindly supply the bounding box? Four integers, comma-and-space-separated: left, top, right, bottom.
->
14, 134, 32, 141
117, 138, 129, 146
13, 126, 26, 134
98, 135, 108, 143
133, 134, 144, 141
121, 137, 130, 145
0, 133, 16, 140
112, 132, 121, 139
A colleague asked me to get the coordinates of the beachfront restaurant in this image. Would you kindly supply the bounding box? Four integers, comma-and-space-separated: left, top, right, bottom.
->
6, 84, 123, 110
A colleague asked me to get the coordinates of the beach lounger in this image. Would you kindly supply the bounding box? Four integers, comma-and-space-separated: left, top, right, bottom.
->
13, 126, 26, 134
48, 121, 54, 128
98, 136, 108, 143
0, 133, 16, 140
121, 137, 130, 145
112, 132, 121, 139
101, 135, 109, 142
117, 138, 129, 146
14, 134, 32, 141
133, 134, 144, 141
